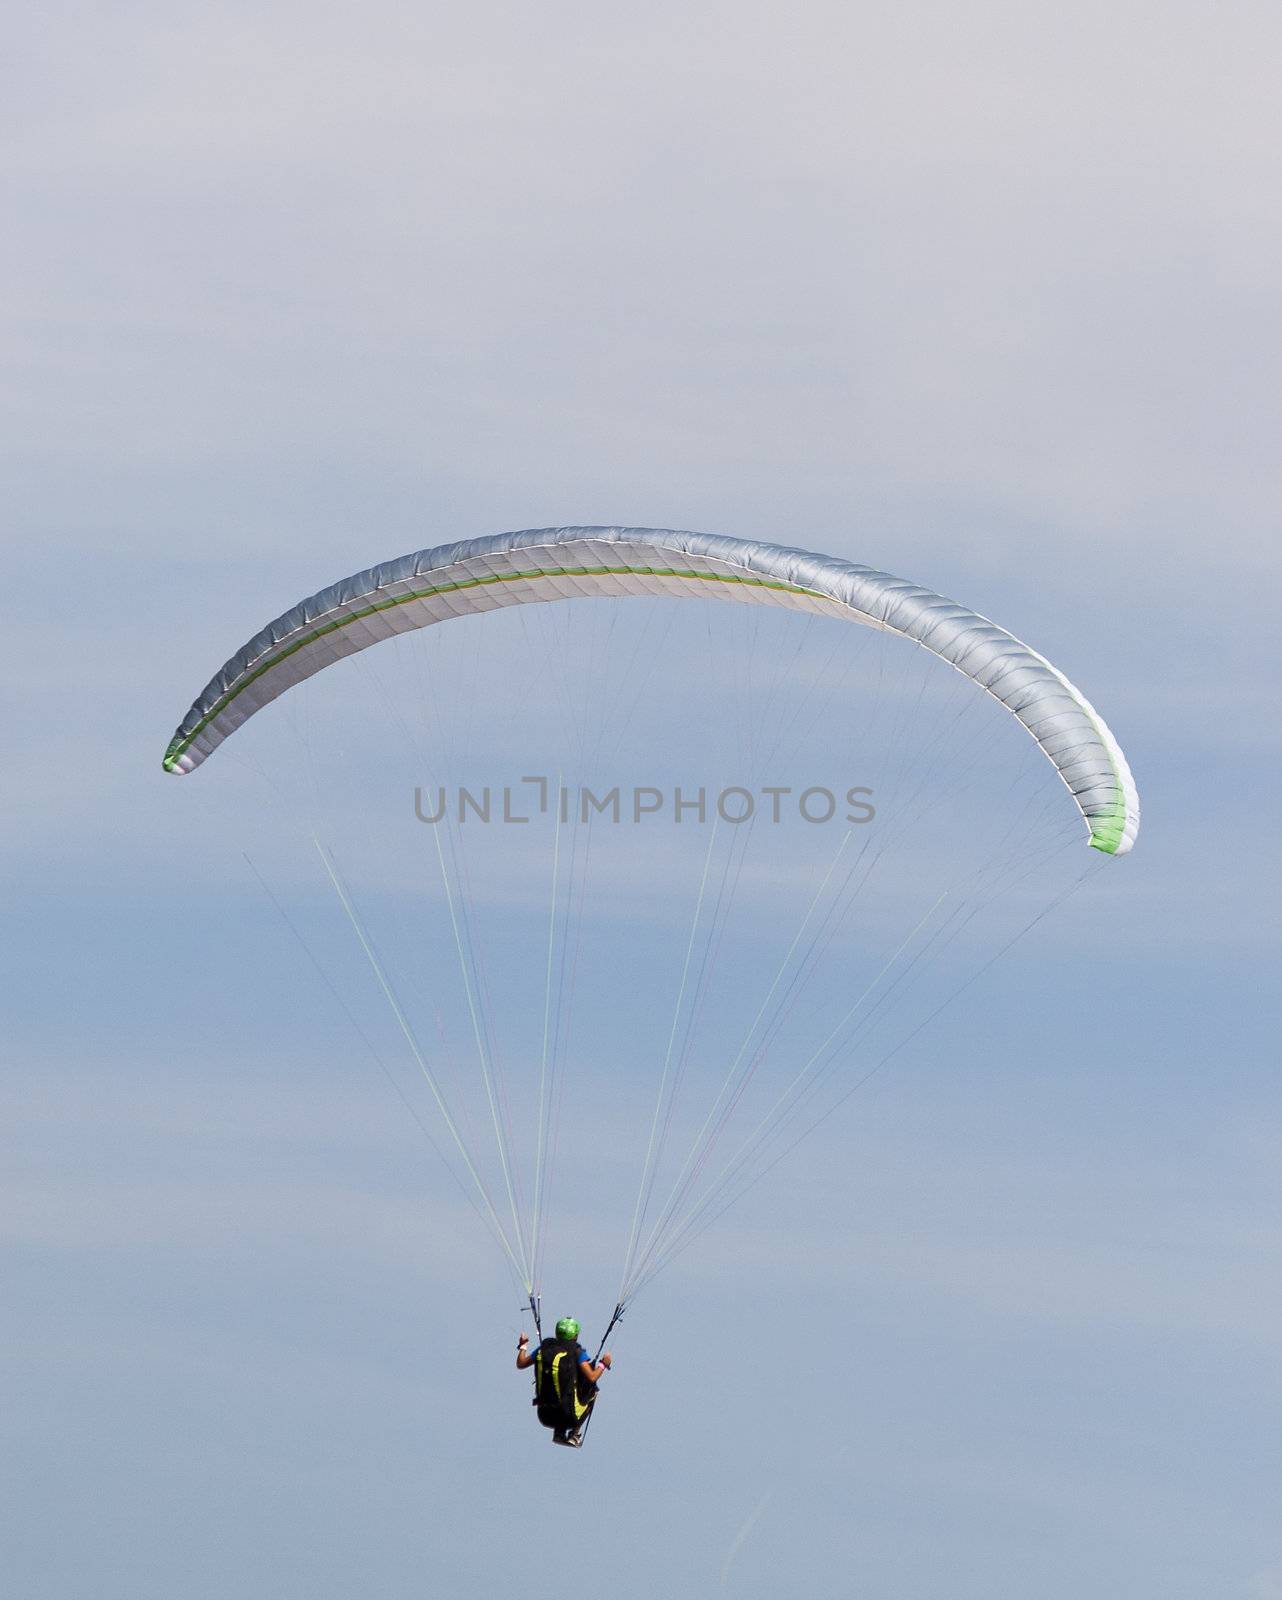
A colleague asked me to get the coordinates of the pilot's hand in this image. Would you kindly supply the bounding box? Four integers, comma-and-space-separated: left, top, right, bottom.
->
600, 1352, 612, 1369
518, 1333, 529, 1346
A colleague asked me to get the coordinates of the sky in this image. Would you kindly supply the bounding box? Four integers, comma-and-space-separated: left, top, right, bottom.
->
4, 3, 1281, 1597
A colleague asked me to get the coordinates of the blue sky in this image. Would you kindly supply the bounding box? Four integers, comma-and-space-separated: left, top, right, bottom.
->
5, 4, 1281, 1597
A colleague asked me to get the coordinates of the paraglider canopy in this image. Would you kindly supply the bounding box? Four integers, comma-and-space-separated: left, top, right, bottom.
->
163, 525, 1138, 855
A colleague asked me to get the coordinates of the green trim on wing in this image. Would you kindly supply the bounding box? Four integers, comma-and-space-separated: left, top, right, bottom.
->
1088, 789, 1130, 854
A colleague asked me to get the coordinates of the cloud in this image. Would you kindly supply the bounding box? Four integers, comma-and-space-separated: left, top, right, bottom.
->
6, 2, 1281, 575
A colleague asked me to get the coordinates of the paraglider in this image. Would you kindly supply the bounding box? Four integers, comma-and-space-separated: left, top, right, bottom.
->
163, 525, 1139, 1441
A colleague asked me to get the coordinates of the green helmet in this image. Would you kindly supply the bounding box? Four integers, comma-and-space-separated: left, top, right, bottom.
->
555, 1317, 581, 1341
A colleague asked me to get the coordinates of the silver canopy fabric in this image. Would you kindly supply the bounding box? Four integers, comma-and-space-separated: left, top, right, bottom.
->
163, 525, 1139, 854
